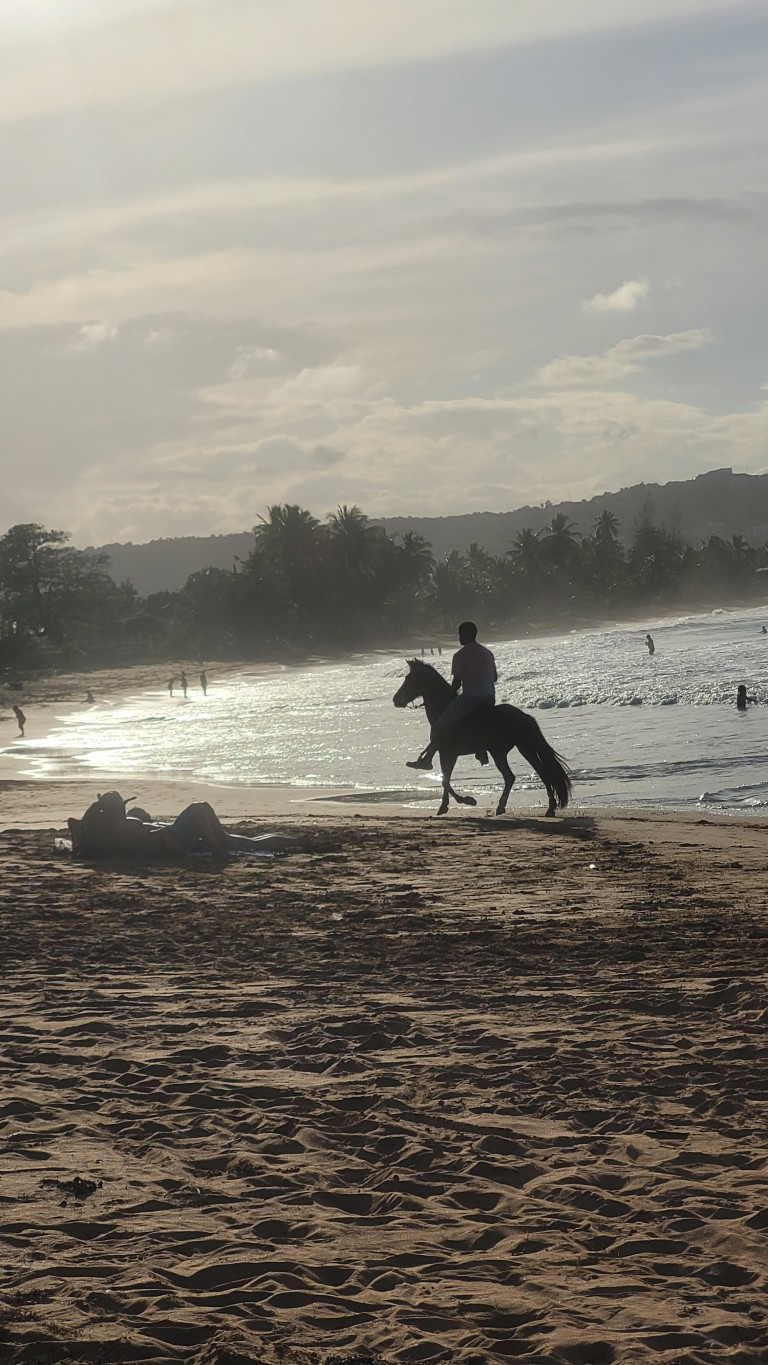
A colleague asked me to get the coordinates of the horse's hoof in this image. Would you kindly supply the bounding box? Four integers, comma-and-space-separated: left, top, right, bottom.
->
545, 809, 556, 818
436, 807, 448, 817
495, 806, 506, 817
463, 796, 477, 807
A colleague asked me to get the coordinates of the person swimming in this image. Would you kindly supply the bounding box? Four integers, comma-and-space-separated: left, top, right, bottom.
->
736, 685, 757, 711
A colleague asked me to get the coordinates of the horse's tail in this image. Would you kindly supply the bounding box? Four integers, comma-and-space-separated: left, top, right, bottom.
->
518, 714, 572, 811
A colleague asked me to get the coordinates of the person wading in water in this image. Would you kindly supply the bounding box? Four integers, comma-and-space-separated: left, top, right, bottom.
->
406, 621, 497, 771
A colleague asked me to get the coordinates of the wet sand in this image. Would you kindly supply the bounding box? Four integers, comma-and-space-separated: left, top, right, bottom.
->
2, 808, 768, 1363
0, 658, 383, 830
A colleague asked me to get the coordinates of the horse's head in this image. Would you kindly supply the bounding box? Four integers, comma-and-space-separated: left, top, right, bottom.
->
392, 658, 432, 708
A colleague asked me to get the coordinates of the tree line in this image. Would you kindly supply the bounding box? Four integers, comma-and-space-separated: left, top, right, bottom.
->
1, 503, 767, 673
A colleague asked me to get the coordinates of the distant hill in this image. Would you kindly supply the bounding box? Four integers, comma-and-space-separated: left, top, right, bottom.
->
92, 532, 255, 596
92, 469, 768, 594
377, 468, 768, 560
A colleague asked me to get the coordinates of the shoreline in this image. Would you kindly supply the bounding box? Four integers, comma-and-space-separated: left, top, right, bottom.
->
3, 602, 768, 830
1, 770, 765, 833
0, 776, 437, 831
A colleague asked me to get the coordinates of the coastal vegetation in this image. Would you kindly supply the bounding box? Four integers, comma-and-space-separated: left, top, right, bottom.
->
1, 502, 767, 674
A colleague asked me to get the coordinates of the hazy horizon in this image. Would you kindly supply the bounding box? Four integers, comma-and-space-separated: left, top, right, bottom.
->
2, 1, 767, 546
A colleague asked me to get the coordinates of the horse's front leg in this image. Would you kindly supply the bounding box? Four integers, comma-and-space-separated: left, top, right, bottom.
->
436, 749, 453, 815
437, 749, 477, 814
490, 750, 515, 816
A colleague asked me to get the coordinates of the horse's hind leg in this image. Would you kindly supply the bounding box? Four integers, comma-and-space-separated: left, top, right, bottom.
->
517, 742, 556, 816
490, 751, 515, 816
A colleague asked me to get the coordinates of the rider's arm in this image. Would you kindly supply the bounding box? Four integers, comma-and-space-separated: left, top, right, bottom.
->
450, 673, 461, 696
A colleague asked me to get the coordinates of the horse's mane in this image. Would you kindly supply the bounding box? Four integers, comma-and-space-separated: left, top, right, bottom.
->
405, 658, 453, 691
406, 657, 442, 673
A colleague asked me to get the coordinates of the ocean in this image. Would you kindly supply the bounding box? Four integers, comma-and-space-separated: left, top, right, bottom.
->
6, 604, 768, 815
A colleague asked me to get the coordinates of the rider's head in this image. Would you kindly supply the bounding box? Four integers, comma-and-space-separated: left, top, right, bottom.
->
458, 621, 478, 645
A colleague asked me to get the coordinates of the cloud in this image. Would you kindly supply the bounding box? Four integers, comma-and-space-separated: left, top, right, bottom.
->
535, 328, 711, 388
229, 346, 281, 379
582, 279, 649, 313
1, 1, 767, 546
311, 444, 345, 468
67, 319, 119, 351
0, 1, 738, 123
268, 362, 366, 402
22, 375, 768, 547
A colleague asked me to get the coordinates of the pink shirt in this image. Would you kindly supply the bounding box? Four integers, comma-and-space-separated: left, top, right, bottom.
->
452, 641, 497, 697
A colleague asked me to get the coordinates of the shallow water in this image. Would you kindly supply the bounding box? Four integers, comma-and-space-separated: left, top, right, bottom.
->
6, 604, 768, 814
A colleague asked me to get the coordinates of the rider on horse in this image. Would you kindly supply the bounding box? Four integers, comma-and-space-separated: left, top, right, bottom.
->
406, 621, 497, 770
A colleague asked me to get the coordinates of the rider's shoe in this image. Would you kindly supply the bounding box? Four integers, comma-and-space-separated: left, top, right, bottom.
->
475, 750, 489, 765
406, 757, 434, 770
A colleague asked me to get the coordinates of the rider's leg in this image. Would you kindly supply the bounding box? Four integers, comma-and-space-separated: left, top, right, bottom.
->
406, 696, 481, 770
406, 742, 437, 770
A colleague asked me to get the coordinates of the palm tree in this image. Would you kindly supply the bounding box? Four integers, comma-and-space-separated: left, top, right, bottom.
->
507, 526, 542, 575
256, 504, 322, 561
252, 504, 325, 638
546, 513, 581, 548
544, 513, 581, 581
593, 509, 620, 544
397, 530, 435, 586
584, 513, 625, 603
327, 505, 386, 583
329, 504, 409, 638
430, 552, 470, 628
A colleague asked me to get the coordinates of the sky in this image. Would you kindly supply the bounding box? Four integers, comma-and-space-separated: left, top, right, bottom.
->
1, 0, 767, 547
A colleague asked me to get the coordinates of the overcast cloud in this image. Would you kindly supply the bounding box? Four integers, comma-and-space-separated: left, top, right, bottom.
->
0, 0, 767, 544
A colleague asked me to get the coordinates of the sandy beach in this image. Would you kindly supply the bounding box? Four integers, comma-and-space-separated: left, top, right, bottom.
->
2, 798, 768, 1364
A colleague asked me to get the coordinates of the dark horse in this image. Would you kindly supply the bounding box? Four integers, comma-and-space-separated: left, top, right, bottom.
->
393, 659, 571, 817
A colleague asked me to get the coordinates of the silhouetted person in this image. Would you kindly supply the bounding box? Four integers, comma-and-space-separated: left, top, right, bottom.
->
737, 685, 757, 711
12, 705, 26, 736
168, 676, 176, 697
407, 621, 497, 770
200, 670, 208, 696
762, 626, 767, 635
645, 634, 655, 656
68, 791, 295, 861
180, 671, 188, 698
85, 690, 95, 704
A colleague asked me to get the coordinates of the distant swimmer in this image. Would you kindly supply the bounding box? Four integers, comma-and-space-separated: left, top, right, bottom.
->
200, 669, 208, 696
737, 685, 758, 711
180, 670, 189, 698
645, 634, 655, 656
12, 705, 26, 736
762, 626, 767, 635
